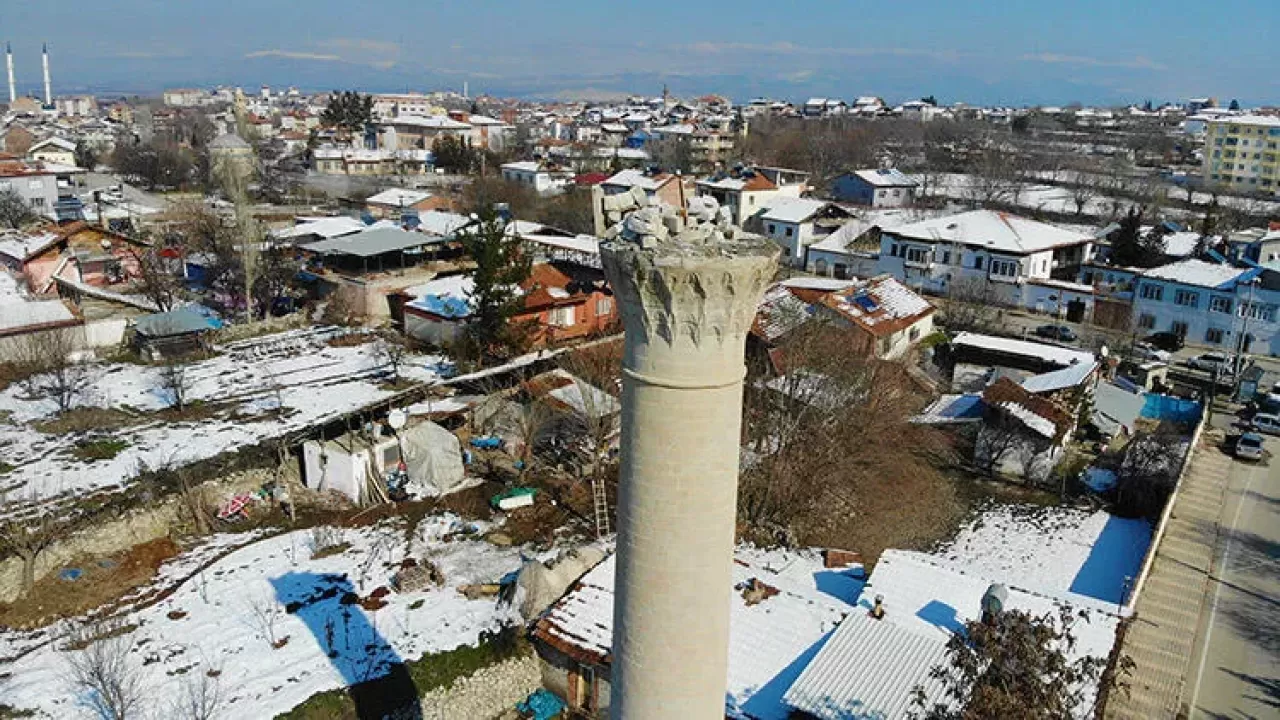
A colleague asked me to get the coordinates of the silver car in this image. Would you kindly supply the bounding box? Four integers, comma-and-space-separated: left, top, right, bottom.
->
1251, 413, 1280, 436
1236, 433, 1265, 461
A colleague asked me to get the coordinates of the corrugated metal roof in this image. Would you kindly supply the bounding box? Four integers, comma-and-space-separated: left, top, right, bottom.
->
784, 613, 950, 720
302, 225, 445, 258
1020, 361, 1098, 394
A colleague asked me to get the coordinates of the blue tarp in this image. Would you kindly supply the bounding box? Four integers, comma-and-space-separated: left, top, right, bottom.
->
1140, 394, 1203, 424
134, 305, 223, 337
414, 294, 471, 319
517, 689, 566, 720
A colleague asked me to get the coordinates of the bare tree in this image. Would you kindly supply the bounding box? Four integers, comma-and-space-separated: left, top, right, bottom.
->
244, 593, 284, 649
973, 412, 1034, 477
1069, 179, 1099, 218
0, 187, 35, 228
13, 329, 92, 413
940, 277, 1000, 334
171, 666, 224, 720
157, 360, 191, 411
176, 467, 214, 535
374, 333, 411, 384
64, 618, 147, 720
129, 246, 184, 312
0, 491, 60, 595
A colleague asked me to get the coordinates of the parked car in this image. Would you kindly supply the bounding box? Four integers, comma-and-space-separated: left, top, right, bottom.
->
1250, 413, 1280, 436
1145, 332, 1185, 352
1235, 432, 1265, 461
1131, 342, 1171, 363
1034, 324, 1078, 342
1186, 353, 1236, 376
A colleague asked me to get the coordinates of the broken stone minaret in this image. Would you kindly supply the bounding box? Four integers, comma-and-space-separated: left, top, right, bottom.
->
600, 196, 778, 719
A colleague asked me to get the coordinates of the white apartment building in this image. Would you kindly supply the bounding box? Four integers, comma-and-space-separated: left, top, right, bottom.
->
875, 210, 1094, 308
1131, 260, 1279, 356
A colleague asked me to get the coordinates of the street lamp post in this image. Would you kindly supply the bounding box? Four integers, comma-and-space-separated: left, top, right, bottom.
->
1233, 276, 1261, 399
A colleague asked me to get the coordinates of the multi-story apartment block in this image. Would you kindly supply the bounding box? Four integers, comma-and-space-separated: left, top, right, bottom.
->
1203, 115, 1280, 197
1130, 261, 1279, 356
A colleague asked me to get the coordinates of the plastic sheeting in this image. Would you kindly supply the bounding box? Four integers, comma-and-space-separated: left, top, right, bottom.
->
399, 420, 466, 497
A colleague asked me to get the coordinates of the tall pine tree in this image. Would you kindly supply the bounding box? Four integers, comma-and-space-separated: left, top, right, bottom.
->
457, 207, 532, 361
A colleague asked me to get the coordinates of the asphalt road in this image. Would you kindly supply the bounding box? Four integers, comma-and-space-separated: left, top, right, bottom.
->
1185, 430, 1280, 719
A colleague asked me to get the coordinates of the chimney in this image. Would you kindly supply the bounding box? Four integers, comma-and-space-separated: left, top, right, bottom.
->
870, 593, 885, 620
5, 43, 14, 104
42, 42, 51, 107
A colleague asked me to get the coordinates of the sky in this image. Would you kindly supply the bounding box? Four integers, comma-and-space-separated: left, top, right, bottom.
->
5, 0, 1278, 106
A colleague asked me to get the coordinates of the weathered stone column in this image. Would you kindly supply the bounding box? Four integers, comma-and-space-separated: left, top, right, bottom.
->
601, 232, 778, 719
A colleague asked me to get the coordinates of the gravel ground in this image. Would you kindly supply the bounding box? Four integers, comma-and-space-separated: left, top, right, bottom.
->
418, 650, 543, 720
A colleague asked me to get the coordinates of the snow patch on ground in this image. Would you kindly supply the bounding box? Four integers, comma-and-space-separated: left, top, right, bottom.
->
0, 327, 447, 515
1, 515, 529, 719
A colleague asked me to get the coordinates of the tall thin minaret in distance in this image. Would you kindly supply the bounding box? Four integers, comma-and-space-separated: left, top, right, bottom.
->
5, 43, 15, 103
42, 43, 52, 106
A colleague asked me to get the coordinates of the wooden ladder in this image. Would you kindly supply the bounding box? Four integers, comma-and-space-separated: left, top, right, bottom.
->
591, 476, 610, 538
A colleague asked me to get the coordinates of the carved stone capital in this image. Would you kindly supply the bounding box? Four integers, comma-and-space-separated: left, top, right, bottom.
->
601, 240, 778, 352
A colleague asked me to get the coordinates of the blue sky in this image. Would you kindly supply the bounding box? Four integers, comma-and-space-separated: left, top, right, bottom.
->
6, 0, 1278, 105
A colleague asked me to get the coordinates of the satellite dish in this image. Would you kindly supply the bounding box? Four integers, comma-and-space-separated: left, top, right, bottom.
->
1100, 345, 1110, 358
387, 409, 407, 430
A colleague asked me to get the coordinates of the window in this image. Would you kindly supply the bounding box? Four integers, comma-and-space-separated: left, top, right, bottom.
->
910, 326, 921, 341
1210, 295, 1233, 313
785, 227, 794, 238
889, 244, 900, 257
940, 251, 951, 265
990, 258, 1018, 277
892, 189, 901, 197
973, 256, 984, 270
834, 263, 849, 280
906, 247, 929, 264
28, 197, 46, 209
547, 306, 575, 327
768, 224, 777, 235
1138, 283, 1163, 301
27, 179, 44, 190
1205, 328, 1225, 344
1171, 321, 1188, 338
595, 297, 613, 316
1174, 289, 1199, 307
1137, 313, 1155, 329
814, 259, 829, 275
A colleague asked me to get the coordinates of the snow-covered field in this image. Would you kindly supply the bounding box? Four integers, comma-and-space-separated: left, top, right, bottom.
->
0, 327, 449, 515
1, 514, 530, 719
929, 504, 1151, 605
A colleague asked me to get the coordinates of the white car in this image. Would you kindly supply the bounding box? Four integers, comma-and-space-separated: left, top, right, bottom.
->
1251, 413, 1280, 436
1187, 353, 1235, 375
1131, 342, 1171, 363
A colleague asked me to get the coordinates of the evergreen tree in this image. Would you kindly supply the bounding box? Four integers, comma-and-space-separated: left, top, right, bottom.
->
432, 135, 475, 173
457, 207, 532, 360
1110, 206, 1164, 268
320, 91, 374, 133
1228, 99, 1240, 111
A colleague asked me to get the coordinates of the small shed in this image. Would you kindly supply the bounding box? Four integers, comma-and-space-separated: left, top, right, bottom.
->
301, 420, 466, 504
132, 305, 222, 359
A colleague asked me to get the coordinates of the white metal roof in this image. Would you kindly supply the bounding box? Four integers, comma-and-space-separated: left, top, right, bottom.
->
303, 225, 445, 257
1139, 259, 1249, 290
1020, 360, 1098, 394
886, 210, 1089, 255
951, 332, 1096, 368
271, 216, 368, 241
501, 161, 543, 173
602, 168, 664, 191
850, 168, 918, 188
785, 549, 1122, 720
760, 197, 830, 224
366, 188, 433, 207
538, 549, 852, 719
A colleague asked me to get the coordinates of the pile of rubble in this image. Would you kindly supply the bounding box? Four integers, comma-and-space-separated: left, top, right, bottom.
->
600, 186, 748, 248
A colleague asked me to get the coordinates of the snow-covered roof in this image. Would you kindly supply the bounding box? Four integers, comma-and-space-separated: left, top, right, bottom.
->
522, 232, 601, 256
754, 284, 816, 342
822, 275, 933, 335
0, 293, 77, 334
785, 549, 1122, 720
1161, 231, 1201, 258
1021, 361, 1098, 394
602, 168, 666, 191
886, 210, 1089, 255
501, 161, 543, 173
366, 188, 432, 207
271, 216, 368, 241
850, 168, 918, 188
779, 276, 858, 292
383, 114, 471, 129
951, 332, 1096, 368
760, 197, 830, 224
1139, 259, 1249, 290
29, 136, 77, 153
466, 114, 508, 126
998, 400, 1059, 437
416, 210, 471, 237
1208, 114, 1280, 127
0, 230, 61, 262
535, 549, 853, 719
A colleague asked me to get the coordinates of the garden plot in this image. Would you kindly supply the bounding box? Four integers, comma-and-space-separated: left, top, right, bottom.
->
929, 504, 1152, 605
0, 327, 449, 514
0, 514, 529, 719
